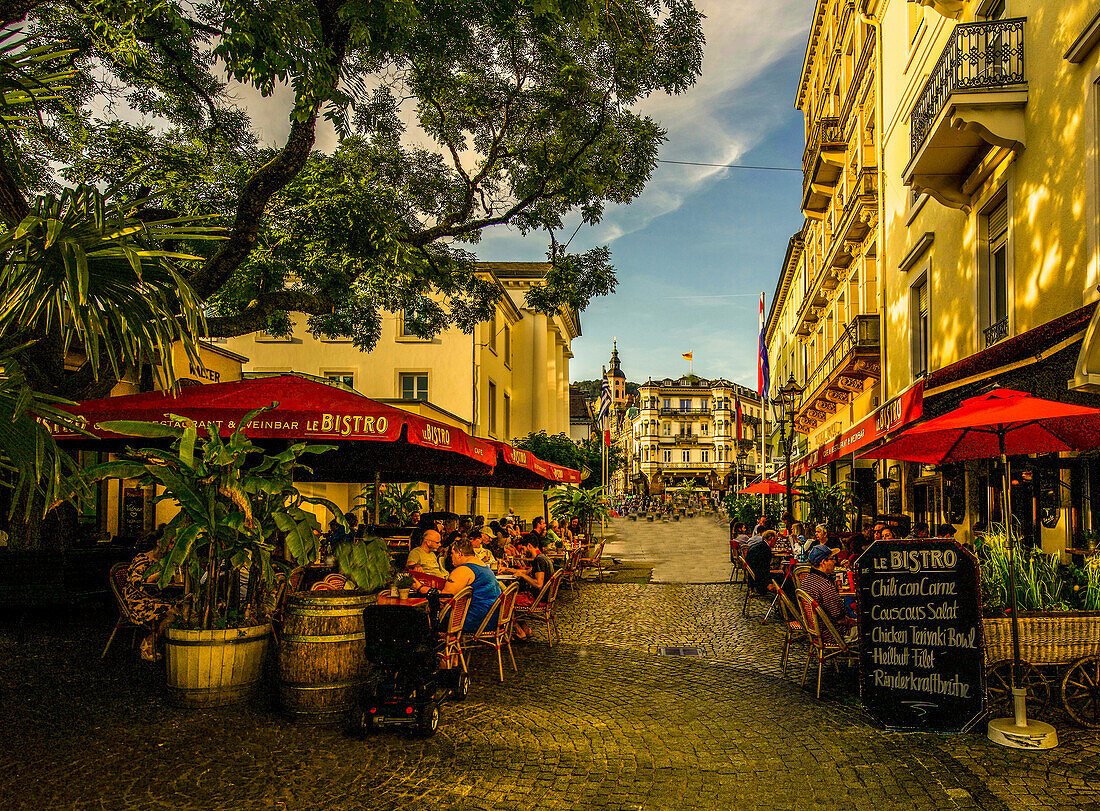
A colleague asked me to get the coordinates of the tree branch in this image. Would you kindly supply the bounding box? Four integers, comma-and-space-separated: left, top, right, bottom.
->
204, 290, 336, 338
410, 95, 611, 246
188, 0, 350, 299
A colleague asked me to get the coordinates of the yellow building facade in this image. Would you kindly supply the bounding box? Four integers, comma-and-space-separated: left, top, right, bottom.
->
225, 262, 580, 522
769, 0, 885, 515
868, 0, 1100, 549
628, 377, 763, 497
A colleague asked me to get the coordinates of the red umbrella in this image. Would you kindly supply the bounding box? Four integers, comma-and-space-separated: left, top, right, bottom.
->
860, 388, 1100, 732
739, 479, 799, 495
55, 374, 497, 483
859, 388, 1100, 464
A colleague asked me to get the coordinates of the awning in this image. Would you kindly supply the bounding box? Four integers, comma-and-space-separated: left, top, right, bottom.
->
54, 374, 497, 483
778, 380, 924, 480
930, 302, 1095, 394
489, 441, 582, 488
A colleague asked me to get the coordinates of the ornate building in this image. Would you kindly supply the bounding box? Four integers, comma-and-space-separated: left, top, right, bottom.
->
624, 376, 763, 497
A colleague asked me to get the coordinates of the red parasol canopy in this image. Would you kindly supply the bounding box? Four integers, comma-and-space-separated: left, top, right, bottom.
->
54, 374, 497, 483
739, 479, 799, 495
483, 440, 582, 489
859, 388, 1100, 464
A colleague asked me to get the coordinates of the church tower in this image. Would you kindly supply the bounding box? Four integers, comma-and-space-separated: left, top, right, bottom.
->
608, 340, 627, 406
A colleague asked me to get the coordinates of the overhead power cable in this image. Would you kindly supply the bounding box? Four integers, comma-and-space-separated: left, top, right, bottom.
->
657, 159, 801, 172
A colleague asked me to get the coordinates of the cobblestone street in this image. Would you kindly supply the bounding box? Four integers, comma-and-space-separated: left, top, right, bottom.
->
2, 517, 1099, 810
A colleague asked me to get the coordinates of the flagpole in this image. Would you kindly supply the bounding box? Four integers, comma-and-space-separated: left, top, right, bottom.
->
760, 391, 766, 515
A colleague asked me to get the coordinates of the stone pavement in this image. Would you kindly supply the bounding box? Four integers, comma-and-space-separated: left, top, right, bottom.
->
0, 516, 1098, 810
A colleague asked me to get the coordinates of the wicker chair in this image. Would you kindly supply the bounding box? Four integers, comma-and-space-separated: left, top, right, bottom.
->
729, 544, 746, 585
515, 569, 564, 647
795, 587, 858, 699
101, 562, 154, 659
775, 588, 810, 677
437, 586, 473, 672
560, 547, 584, 595
462, 582, 520, 681
577, 541, 607, 581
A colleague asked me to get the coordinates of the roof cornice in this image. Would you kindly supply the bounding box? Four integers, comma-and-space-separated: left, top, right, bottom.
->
765, 230, 806, 342
796, 0, 831, 110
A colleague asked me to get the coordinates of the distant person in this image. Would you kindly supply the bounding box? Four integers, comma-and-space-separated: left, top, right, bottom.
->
752, 515, 768, 535
912, 522, 930, 539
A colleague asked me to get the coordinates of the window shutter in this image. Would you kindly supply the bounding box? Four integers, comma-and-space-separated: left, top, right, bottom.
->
988, 201, 1008, 242
918, 280, 929, 315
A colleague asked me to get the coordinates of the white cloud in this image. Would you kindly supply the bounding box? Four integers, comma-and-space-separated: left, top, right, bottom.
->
585, 0, 811, 243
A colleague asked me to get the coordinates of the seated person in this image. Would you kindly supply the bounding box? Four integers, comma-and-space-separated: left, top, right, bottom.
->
470, 530, 498, 571
789, 522, 809, 561
500, 533, 554, 639
123, 544, 181, 661
442, 536, 503, 632
440, 529, 463, 571
546, 519, 564, 548
801, 545, 856, 634
406, 528, 448, 588
744, 529, 780, 597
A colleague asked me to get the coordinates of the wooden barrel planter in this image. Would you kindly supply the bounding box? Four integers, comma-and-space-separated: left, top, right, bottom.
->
165, 624, 271, 708
277, 591, 375, 724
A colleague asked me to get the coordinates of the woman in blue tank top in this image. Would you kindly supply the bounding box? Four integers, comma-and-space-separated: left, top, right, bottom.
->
442, 535, 503, 631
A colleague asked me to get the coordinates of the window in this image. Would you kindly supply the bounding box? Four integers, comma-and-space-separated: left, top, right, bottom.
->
324, 372, 355, 388
681, 450, 690, 463
488, 308, 497, 354
399, 311, 416, 337
982, 197, 1011, 346
663, 422, 671, 436
400, 373, 428, 401
503, 324, 511, 367
701, 422, 708, 436
663, 450, 672, 464
487, 380, 498, 435
701, 450, 709, 463
503, 393, 511, 439
912, 277, 929, 378
679, 399, 691, 412
662, 398, 671, 410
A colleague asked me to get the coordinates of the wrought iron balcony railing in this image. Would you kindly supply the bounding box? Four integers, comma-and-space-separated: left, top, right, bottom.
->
801, 314, 880, 405
659, 407, 711, 415
983, 316, 1009, 347
911, 18, 1026, 156
803, 116, 844, 173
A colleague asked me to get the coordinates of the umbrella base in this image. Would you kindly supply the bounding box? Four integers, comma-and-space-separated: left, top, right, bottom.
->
987, 717, 1058, 750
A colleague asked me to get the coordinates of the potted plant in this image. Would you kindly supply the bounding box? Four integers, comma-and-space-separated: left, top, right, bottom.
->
548, 484, 612, 541
85, 405, 342, 707
394, 572, 414, 599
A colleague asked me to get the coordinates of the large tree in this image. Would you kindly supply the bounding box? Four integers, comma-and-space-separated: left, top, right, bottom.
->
1, 0, 704, 402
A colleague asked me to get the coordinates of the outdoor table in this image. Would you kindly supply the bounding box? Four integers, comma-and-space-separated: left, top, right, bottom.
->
377, 592, 453, 609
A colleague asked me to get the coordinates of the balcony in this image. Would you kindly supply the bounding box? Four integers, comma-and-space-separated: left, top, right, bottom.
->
904, 19, 1027, 210
796, 314, 880, 432
801, 116, 846, 218
983, 316, 1009, 348
659, 407, 711, 416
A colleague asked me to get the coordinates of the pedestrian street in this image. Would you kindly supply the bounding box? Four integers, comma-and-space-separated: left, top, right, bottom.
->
1, 516, 1099, 810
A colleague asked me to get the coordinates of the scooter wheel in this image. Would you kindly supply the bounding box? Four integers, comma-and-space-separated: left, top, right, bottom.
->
417, 703, 440, 736
452, 672, 471, 701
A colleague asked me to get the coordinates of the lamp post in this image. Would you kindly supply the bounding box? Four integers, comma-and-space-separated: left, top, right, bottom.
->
772, 374, 804, 520
735, 438, 751, 493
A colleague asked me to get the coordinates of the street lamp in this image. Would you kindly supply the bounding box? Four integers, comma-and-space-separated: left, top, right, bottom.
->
772, 374, 804, 520
735, 438, 752, 493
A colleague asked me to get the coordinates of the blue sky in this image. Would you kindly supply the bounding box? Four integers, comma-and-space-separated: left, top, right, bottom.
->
476, 0, 812, 386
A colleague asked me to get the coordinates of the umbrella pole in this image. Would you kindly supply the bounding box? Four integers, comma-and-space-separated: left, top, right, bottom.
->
373, 471, 381, 526
1001, 439, 1024, 722
987, 431, 1056, 748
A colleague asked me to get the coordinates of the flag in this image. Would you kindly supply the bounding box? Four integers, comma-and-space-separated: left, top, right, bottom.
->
735, 399, 743, 441
682, 351, 693, 361
604, 428, 611, 447
597, 367, 611, 423
757, 292, 769, 401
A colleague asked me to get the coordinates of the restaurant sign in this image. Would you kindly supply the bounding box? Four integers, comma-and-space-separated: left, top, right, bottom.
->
779, 380, 924, 481
856, 538, 985, 732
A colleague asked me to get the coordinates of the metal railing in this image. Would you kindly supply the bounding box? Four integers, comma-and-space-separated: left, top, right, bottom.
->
803, 116, 844, 173
983, 316, 1009, 347
659, 407, 711, 415
800, 314, 880, 405
911, 18, 1026, 155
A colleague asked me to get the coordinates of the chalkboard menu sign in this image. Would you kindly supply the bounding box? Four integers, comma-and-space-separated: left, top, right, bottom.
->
121, 487, 147, 540
856, 538, 985, 732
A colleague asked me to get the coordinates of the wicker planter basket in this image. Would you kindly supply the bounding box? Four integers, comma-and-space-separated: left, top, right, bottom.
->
982, 611, 1100, 666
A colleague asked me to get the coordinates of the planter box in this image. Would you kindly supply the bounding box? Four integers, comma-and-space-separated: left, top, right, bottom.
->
982, 611, 1100, 666
166, 624, 270, 707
